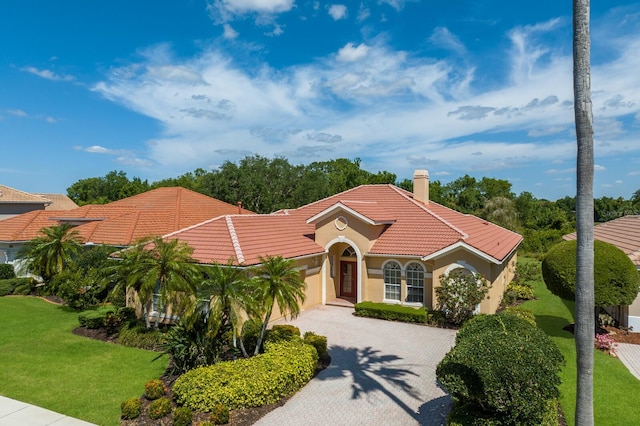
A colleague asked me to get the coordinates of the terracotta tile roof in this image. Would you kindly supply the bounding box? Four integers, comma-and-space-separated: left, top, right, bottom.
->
289, 184, 522, 262
564, 215, 640, 267
0, 185, 51, 205
36, 194, 79, 211
167, 214, 323, 265
0, 187, 252, 246
0, 210, 65, 242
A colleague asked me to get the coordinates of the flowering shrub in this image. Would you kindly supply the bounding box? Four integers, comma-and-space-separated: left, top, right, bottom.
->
145, 379, 167, 400
595, 333, 617, 357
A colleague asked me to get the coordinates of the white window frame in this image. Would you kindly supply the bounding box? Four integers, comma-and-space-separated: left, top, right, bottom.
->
383, 260, 402, 302
405, 262, 425, 305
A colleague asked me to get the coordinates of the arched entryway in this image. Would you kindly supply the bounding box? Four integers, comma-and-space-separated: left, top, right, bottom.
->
322, 238, 362, 305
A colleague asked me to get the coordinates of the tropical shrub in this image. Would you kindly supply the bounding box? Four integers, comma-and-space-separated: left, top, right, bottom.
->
240, 318, 263, 355
501, 306, 537, 326
354, 301, 428, 323
77, 306, 117, 329
595, 333, 617, 356
144, 379, 167, 400
172, 406, 193, 426
13, 281, 36, 295
0, 264, 16, 279
120, 397, 142, 420
159, 314, 223, 374
435, 270, 490, 326
506, 282, 535, 300
303, 331, 329, 360
0, 279, 17, 296
542, 240, 639, 306
173, 339, 317, 411
149, 396, 172, 420
266, 324, 301, 342
52, 270, 104, 310
117, 322, 164, 350
209, 403, 230, 425
437, 314, 564, 425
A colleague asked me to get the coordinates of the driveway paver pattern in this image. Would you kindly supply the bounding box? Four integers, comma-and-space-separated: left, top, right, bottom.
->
256, 305, 457, 426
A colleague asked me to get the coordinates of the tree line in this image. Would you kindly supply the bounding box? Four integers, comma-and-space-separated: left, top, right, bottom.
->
66, 155, 640, 255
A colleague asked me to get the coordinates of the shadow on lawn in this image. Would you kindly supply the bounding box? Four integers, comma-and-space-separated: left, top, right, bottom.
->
535, 314, 575, 339
316, 345, 451, 423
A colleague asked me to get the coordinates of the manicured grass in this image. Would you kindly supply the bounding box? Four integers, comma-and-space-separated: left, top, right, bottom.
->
521, 259, 640, 426
0, 297, 168, 425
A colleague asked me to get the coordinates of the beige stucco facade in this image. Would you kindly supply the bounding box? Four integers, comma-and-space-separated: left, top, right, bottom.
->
299, 207, 518, 315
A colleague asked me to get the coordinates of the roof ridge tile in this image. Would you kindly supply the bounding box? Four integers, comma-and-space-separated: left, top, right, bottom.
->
226, 216, 245, 264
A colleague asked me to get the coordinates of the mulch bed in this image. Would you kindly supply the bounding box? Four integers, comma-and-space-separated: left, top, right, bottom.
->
562, 323, 640, 345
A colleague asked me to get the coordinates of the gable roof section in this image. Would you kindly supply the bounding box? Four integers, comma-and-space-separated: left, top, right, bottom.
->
306, 201, 396, 226
36, 193, 79, 210
564, 215, 640, 267
0, 187, 253, 246
166, 214, 324, 265
0, 185, 51, 205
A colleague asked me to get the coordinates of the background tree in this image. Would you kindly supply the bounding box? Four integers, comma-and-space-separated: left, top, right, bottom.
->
251, 255, 306, 355
67, 170, 149, 205
573, 0, 595, 423
18, 223, 84, 283
541, 240, 638, 309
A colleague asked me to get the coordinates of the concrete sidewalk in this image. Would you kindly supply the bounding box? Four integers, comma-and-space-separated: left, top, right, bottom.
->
616, 343, 640, 380
0, 396, 96, 426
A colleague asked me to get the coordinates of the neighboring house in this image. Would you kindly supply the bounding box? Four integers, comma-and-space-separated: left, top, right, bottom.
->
165, 170, 522, 315
0, 187, 252, 266
564, 215, 640, 330
0, 184, 70, 221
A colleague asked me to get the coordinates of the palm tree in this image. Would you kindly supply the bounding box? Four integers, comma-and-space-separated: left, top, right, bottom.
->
18, 223, 84, 283
252, 255, 306, 355
573, 0, 595, 424
183, 261, 257, 356
110, 237, 201, 328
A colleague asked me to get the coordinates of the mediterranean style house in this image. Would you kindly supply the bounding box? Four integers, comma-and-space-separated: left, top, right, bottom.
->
1, 173, 522, 317
165, 170, 522, 315
564, 215, 640, 330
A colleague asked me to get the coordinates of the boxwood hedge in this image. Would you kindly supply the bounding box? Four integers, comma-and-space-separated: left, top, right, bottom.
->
354, 301, 428, 323
173, 339, 318, 411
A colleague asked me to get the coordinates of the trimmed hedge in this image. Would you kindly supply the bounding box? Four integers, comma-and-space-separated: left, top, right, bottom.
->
303, 331, 329, 360
542, 239, 640, 306
448, 398, 558, 426
78, 306, 117, 329
0, 278, 36, 296
437, 313, 564, 425
173, 339, 318, 411
354, 301, 428, 323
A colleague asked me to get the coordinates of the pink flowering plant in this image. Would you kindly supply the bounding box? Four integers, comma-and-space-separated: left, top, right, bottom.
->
595, 333, 617, 357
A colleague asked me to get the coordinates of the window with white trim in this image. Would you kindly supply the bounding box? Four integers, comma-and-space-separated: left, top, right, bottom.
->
405, 262, 425, 304
384, 261, 401, 301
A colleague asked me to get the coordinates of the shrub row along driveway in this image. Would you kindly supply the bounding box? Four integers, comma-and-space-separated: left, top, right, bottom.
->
257, 305, 457, 426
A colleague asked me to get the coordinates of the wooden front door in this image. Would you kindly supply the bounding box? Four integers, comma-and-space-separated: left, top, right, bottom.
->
340, 261, 357, 298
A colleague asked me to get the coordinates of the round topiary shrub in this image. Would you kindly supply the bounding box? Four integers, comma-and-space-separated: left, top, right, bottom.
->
209, 403, 230, 425
542, 240, 639, 306
303, 331, 329, 360
266, 324, 301, 343
172, 406, 193, 426
145, 379, 167, 400
149, 396, 172, 420
437, 314, 564, 425
120, 397, 142, 420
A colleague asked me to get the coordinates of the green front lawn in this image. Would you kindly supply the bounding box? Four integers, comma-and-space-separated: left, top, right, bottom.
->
521, 259, 640, 425
0, 297, 168, 425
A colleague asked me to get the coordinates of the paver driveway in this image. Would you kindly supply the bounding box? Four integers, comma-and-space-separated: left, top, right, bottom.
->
256, 305, 457, 426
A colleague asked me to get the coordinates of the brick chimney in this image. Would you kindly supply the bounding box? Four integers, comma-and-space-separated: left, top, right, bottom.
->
413, 170, 429, 204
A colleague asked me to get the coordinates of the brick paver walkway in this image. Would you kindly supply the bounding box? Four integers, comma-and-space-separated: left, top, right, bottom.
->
256, 305, 457, 426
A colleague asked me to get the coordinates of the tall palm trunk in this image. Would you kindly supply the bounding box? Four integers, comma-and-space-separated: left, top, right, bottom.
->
573, 0, 595, 424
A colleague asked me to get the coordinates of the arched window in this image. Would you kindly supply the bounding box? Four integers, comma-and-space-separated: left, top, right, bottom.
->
383, 261, 401, 301
405, 262, 425, 304
342, 247, 356, 257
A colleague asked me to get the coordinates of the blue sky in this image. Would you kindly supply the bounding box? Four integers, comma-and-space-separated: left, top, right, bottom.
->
1, 1, 639, 201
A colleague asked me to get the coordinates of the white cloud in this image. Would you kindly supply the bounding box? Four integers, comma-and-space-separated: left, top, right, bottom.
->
7, 109, 27, 117
429, 27, 466, 55
328, 4, 348, 20
336, 42, 369, 62
45, 116, 56, 123
88, 13, 640, 191
356, 3, 370, 21
223, 24, 239, 39
21, 66, 75, 81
